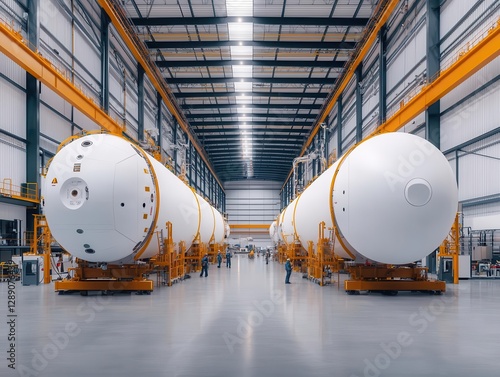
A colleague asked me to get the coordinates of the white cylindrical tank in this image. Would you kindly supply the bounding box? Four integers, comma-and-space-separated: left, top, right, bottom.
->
269, 220, 279, 245
280, 132, 458, 265
43, 133, 223, 263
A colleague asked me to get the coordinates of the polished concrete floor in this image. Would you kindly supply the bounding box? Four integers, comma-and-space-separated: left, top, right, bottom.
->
1, 255, 499, 377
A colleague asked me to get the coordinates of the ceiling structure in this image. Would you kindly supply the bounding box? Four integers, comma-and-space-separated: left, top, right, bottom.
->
121, 0, 378, 183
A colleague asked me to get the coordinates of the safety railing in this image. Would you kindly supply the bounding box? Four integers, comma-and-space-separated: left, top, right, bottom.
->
0, 179, 39, 203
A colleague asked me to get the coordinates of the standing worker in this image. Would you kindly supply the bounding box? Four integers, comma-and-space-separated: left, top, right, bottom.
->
226, 250, 232, 268
285, 258, 292, 284
200, 253, 209, 277
217, 251, 222, 268
265, 250, 270, 265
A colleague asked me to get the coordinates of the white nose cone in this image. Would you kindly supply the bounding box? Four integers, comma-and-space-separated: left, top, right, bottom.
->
43, 134, 158, 263
333, 133, 458, 264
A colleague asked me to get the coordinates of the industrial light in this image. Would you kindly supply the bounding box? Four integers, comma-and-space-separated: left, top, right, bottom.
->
227, 0, 254, 119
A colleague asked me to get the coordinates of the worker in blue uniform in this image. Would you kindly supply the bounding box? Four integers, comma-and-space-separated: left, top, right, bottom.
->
285, 258, 292, 284
217, 251, 222, 268
226, 250, 232, 268
200, 253, 209, 277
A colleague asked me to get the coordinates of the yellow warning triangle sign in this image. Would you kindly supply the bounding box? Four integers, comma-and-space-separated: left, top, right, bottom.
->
51, 178, 58, 184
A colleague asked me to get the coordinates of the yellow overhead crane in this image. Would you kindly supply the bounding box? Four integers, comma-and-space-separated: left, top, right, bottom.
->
295, 11, 500, 177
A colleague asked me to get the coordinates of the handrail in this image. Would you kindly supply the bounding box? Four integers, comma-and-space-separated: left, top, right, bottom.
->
0, 178, 39, 204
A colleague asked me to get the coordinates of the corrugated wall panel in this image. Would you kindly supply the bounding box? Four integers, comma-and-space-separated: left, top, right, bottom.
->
0, 54, 26, 88
441, 0, 498, 62
463, 202, 500, 227
40, 84, 72, 120
440, 62, 500, 151
40, 136, 60, 156
441, 56, 499, 113
456, 140, 500, 202
126, 84, 139, 122
109, 65, 124, 104
386, 26, 426, 93
0, 0, 25, 20
40, 1, 71, 50
40, 104, 71, 142
225, 180, 280, 225
0, 78, 26, 138
74, 29, 101, 85
73, 108, 101, 132
0, 141, 26, 185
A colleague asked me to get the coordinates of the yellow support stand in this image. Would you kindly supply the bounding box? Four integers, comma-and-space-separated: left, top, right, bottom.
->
306, 222, 342, 286
344, 265, 446, 295
287, 238, 307, 274
54, 261, 153, 293
27, 215, 52, 284
150, 222, 185, 287
438, 213, 461, 284
185, 237, 205, 274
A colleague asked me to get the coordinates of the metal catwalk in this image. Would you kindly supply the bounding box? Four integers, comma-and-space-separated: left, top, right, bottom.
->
1, 255, 499, 377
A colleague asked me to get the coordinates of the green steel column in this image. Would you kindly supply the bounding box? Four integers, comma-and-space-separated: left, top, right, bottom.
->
426, 0, 441, 274
188, 140, 193, 187
26, 0, 40, 233
100, 10, 110, 112
337, 95, 343, 157
425, 0, 440, 149
137, 64, 145, 142
156, 92, 162, 153
324, 115, 330, 166
172, 120, 178, 174
355, 63, 363, 143
378, 25, 387, 125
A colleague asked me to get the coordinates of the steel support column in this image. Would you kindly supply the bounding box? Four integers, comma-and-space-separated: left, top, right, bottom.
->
222, 191, 226, 213
194, 154, 199, 191
378, 25, 387, 125
137, 64, 145, 142
425, 0, 440, 148
156, 92, 162, 153
426, 0, 441, 273
26, 0, 40, 233
312, 139, 317, 178
188, 141, 193, 187
173, 120, 178, 174
355, 63, 363, 143
324, 116, 330, 165
337, 96, 343, 157
100, 10, 110, 111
